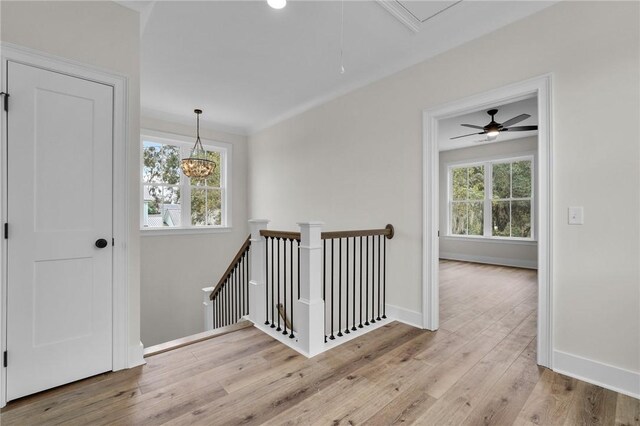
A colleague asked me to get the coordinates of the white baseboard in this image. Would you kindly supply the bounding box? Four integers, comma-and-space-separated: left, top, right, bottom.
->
128, 341, 146, 368
553, 350, 640, 399
385, 303, 423, 328
440, 252, 537, 269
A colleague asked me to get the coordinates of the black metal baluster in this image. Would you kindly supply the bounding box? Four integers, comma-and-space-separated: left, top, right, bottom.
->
352, 237, 357, 331
282, 240, 288, 335
359, 236, 363, 328
265, 237, 270, 325
337, 238, 343, 338
365, 236, 370, 326
240, 252, 247, 316
271, 238, 276, 328
330, 238, 335, 340
246, 250, 250, 316
290, 239, 295, 338
345, 237, 350, 334
277, 238, 282, 331
229, 269, 236, 324
297, 239, 300, 296
323, 239, 327, 342
297, 240, 300, 335
371, 236, 376, 323
382, 236, 387, 319
234, 269, 238, 322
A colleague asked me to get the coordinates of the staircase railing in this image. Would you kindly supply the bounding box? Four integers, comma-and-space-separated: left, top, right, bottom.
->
321, 225, 394, 342
205, 220, 394, 357
208, 235, 251, 329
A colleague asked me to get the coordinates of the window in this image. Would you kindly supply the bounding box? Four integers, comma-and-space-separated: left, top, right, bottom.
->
450, 165, 484, 236
449, 156, 533, 239
141, 131, 230, 230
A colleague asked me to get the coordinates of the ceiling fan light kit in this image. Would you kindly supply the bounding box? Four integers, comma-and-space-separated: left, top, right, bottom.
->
451, 108, 538, 140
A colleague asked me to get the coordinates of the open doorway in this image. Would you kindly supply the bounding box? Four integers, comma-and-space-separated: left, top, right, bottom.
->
422, 76, 552, 368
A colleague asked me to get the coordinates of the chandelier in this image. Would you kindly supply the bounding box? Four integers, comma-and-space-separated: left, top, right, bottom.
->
180, 109, 215, 178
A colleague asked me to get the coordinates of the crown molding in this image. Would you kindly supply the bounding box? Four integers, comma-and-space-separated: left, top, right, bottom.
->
141, 107, 249, 137
375, 0, 420, 33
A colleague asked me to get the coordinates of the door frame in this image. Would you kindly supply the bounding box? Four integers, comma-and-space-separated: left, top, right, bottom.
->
422, 74, 553, 368
0, 43, 131, 406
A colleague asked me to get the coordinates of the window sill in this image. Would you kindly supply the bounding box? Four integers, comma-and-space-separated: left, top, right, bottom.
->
140, 226, 233, 237
441, 235, 537, 245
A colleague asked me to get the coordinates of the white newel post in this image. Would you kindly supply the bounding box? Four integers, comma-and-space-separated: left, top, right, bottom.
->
297, 222, 325, 357
202, 287, 214, 331
248, 219, 269, 326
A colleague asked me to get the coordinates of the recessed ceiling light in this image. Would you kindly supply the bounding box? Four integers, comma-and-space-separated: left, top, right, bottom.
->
267, 0, 286, 10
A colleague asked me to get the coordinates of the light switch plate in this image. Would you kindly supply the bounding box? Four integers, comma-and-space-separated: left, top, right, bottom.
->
568, 206, 584, 225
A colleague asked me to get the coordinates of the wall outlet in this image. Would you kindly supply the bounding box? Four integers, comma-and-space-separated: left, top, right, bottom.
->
568, 206, 584, 225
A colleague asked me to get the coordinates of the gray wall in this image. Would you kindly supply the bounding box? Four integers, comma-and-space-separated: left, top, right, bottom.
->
248, 2, 640, 373
140, 117, 249, 347
439, 137, 537, 269
1, 0, 142, 356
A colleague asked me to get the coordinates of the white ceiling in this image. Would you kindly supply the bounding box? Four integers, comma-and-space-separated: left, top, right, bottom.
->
438, 96, 538, 151
134, 1, 556, 135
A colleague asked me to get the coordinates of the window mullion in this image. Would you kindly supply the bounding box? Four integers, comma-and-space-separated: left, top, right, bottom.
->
484, 162, 492, 237
511, 162, 515, 237
181, 146, 192, 227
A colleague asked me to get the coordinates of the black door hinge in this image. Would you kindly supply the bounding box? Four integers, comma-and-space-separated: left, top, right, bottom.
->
0, 92, 9, 112
112, 238, 115, 246
4, 223, 7, 239
3, 351, 7, 368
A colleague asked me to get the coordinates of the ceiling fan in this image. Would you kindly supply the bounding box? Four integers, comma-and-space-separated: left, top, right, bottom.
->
451, 108, 538, 140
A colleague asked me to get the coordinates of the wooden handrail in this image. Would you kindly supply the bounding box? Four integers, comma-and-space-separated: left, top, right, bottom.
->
209, 235, 251, 300
321, 224, 394, 240
260, 224, 394, 241
260, 230, 301, 240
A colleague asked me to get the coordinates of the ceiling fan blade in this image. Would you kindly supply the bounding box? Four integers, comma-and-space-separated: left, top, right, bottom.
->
460, 124, 484, 130
450, 131, 485, 140
500, 113, 530, 127
503, 125, 538, 132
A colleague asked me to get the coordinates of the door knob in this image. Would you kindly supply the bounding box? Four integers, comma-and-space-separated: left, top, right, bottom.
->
95, 238, 108, 249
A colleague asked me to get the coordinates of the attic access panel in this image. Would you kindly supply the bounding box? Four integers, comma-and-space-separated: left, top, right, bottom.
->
395, 1, 460, 22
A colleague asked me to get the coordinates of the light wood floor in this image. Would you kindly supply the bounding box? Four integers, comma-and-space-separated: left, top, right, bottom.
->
2, 260, 638, 425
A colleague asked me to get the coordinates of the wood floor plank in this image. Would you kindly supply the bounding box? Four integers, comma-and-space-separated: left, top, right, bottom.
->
563, 380, 619, 426
3, 261, 638, 426
463, 338, 542, 425
615, 393, 640, 425
514, 369, 580, 426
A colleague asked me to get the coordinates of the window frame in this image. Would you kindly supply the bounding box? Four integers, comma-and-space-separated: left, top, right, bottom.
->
140, 129, 232, 235
446, 153, 535, 242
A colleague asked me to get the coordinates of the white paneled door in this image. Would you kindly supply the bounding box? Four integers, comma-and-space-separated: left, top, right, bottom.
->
6, 62, 113, 401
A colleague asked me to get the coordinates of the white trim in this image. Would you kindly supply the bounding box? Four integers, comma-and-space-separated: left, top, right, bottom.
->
385, 304, 423, 328
446, 154, 535, 240
422, 74, 553, 368
141, 107, 248, 137
440, 235, 537, 246
0, 43, 132, 407
128, 342, 145, 368
375, 1, 421, 33
553, 350, 640, 399
322, 318, 392, 352
439, 252, 537, 270
140, 227, 233, 237
140, 128, 233, 231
